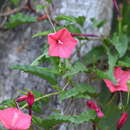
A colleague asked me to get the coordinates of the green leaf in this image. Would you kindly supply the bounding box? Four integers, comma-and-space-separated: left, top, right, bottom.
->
94, 69, 110, 79
45, 0, 52, 3
35, 5, 45, 12
64, 62, 87, 78
59, 83, 96, 101
91, 18, 107, 28
55, 15, 86, 26
111, 33, 128, 57
32, 102, 43, 114
117, 56, 130, 67
49, 110, 96, 124
5, 13, 37, 29
26, 90, 49, 113
32, 31, 52, 38
94, 69, 116, 83
31, 54, 47, 66
10, 65, 58, 85
32, 116, 65, 129
32, 90, 49, 103
74, 94, 91, 99
32, 26, 64, 38
104, 45, 118, 83
93, 45, 118, 83
66, 24, 81, 33
10, 0, 20, 6
81, 46, 106, 65
75, 16, 86, 26
0, 99, 15, 109
55, 15, 76, 23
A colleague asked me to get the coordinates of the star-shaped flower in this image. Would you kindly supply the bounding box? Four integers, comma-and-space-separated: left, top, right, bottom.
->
48, 28, 77, 58
0, 108, 31, 130
104, 67, 130, 93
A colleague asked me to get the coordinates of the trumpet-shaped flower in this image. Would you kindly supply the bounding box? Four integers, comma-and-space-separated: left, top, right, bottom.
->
117, 112, 128, 130
16, 92, 34, 107
86, 100, 104, 118
0, 108, 31, 130
104, 67, 130, 93
48, 28, 77, 58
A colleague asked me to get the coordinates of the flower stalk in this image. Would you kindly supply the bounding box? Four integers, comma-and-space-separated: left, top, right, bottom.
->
71, 33, 98, 37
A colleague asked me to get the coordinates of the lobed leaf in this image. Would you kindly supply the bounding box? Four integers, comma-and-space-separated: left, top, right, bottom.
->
81, 46, 106, 65
91, 18, 107, 28
64, 62, 87, 78
103, 45, 118, 83
55, 15, 86, 26
117, 56, 130, 67
49, 110, 96, 124
5, 13, 37, 29
111, 33, 128, 57
10, 65, 58, 85
32, 116, 65, 129
59, 83, 96, 101
32, 31, 52, 38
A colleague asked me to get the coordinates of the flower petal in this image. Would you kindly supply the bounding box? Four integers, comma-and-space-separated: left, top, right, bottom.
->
48, 28, 77, 59
48, 44, 59, 57
0, 108, 31, 130
104, 67, 130, 93
103, 79, 117, 92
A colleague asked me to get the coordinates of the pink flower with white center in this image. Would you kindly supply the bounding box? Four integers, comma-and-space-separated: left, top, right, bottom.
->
104, 67, 130, 93
86, 100, 104, 118
48, 28, 77, 58
117, 112, 128, 130
0, 108, 31, 130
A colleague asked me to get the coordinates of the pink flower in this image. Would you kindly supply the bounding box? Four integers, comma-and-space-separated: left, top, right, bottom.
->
26, 92, 35, 107
0, 108, 31, 130
48, 28, 77, 58
117, 112, 128, 130
86, 100, 104, 118
16, 92, 34, 107
104, 67, 130, 93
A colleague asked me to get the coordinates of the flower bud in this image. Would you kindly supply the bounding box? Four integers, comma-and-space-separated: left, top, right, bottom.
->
16, 95, 27, 102
26, 92, 35, 107
117, 112, 128, 129
86, 100, 104, 118
16, 92, 34, 107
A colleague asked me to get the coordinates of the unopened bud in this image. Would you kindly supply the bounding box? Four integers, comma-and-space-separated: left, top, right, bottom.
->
117, 112, 128, 129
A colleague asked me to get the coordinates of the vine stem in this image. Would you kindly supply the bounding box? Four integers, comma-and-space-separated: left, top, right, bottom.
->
92, 122, 96, 130
21, 82, 69, 109
44, 8, 56, 32
113, 0, 120, 15
21, 91, 60, 109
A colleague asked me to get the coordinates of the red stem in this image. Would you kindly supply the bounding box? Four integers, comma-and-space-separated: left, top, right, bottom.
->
28, 106, 32, 116
113, 0, 120, 15
71, 33, 98, 37
92, 122, 96, 130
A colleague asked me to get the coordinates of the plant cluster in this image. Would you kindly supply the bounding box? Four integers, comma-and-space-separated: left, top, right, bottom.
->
0, 0, 130, 130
